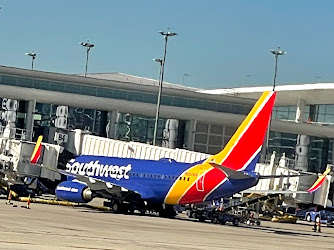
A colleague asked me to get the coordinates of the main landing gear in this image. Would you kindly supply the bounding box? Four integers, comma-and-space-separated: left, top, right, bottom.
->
158, 205, 177, 218
104, 199, 176, 218
104, 199, 136, 214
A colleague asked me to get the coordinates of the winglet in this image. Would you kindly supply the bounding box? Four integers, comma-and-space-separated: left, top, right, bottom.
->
307, 165, 332, 193
30, 135, 43, 164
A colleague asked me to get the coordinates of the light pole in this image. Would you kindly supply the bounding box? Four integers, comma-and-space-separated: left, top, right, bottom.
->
262, 46, 287, 162
80, 41, 94, 77
25, 52, 36, 70
154, 58, 164, 86
153, 58, 163, 144
153, 30, 177, 146
182, 73, 189, 85
270, 46, 286, 91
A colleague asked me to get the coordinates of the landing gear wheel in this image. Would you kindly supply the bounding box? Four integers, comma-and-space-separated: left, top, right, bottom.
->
140, 208, 146, 215
233, 218, 240, 226
112, 203, 119, 213
128, 207, 135, 214
211, 217, 218, 224
159, 206, 176, 218
112, 203, 124, 214
198, 217, 205, 222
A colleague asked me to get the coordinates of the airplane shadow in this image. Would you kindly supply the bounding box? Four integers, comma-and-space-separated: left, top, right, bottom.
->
45, 204, 334, 238
230, 223, 334, 238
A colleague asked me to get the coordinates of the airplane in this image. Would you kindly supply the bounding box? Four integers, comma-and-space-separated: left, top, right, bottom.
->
31, 91, 329, 217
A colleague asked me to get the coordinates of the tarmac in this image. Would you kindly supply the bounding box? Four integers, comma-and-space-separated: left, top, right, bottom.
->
0, 198, 333, 250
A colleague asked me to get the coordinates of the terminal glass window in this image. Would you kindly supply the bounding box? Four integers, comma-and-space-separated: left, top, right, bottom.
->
268, 131, 332, 173
116, 113, 164, 145
314, 104, 334, 124
272, 106, 296, 121
193, 123, 236, 154
268, 131, 297, 159
116, 113, 186, 148
34, 103, 107, 139
308, 137, 332, 173
0, 74, 254, 117
304, 105, 310, 122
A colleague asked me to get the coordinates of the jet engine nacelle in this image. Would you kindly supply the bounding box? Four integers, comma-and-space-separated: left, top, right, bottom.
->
55, 181, 93, 203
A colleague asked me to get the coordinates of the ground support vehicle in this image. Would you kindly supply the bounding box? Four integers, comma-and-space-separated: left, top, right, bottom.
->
245, 217, 261, 226
271, 214, 298, 223
187, 205, 246, 226
305, 210, 334, 225
326, 216, 334, 227
211, 210, 244, 226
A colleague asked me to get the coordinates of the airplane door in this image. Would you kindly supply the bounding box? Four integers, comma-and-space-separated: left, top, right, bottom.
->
196, 171, 205, 192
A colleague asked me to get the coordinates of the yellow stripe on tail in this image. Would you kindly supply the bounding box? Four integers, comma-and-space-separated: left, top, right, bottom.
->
30, 135, 43, 164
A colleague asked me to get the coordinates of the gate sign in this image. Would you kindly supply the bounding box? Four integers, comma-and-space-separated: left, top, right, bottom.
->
54, 131, 68, 144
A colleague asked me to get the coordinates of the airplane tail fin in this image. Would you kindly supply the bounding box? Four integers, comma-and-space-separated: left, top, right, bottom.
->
205, 91, 276, 172
30, 135, 43, 164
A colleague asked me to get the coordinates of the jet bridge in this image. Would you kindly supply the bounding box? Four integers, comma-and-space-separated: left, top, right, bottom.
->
0, 135, 61, 195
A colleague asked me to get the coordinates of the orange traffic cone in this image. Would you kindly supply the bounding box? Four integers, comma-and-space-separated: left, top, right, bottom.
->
26, 194, 31, 209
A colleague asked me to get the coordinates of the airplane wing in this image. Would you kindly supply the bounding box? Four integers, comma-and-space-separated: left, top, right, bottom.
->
30, 135, 158, 201
249, 167, 332, 195
259, 173, 312, 179
243, 190, 310, 194
37, 159, 156, 200
210, 162, 312, 180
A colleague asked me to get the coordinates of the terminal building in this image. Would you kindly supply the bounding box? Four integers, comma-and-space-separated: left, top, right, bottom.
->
1, 65, 334, 178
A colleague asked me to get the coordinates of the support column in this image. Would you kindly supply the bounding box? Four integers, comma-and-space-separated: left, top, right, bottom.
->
295, 97, 305, 123
332, 140, 334, 168
26, 100, 36, 141
184, 120, 196, 150
107, 109, 118, 139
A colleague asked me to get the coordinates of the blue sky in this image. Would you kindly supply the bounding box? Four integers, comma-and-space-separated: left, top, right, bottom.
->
0, 0, 333, 89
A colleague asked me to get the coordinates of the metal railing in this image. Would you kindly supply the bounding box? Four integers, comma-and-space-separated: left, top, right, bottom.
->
259, 153, 307, 171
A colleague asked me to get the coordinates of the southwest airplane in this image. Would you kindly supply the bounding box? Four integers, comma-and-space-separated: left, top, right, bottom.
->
30, 91, 329, 217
